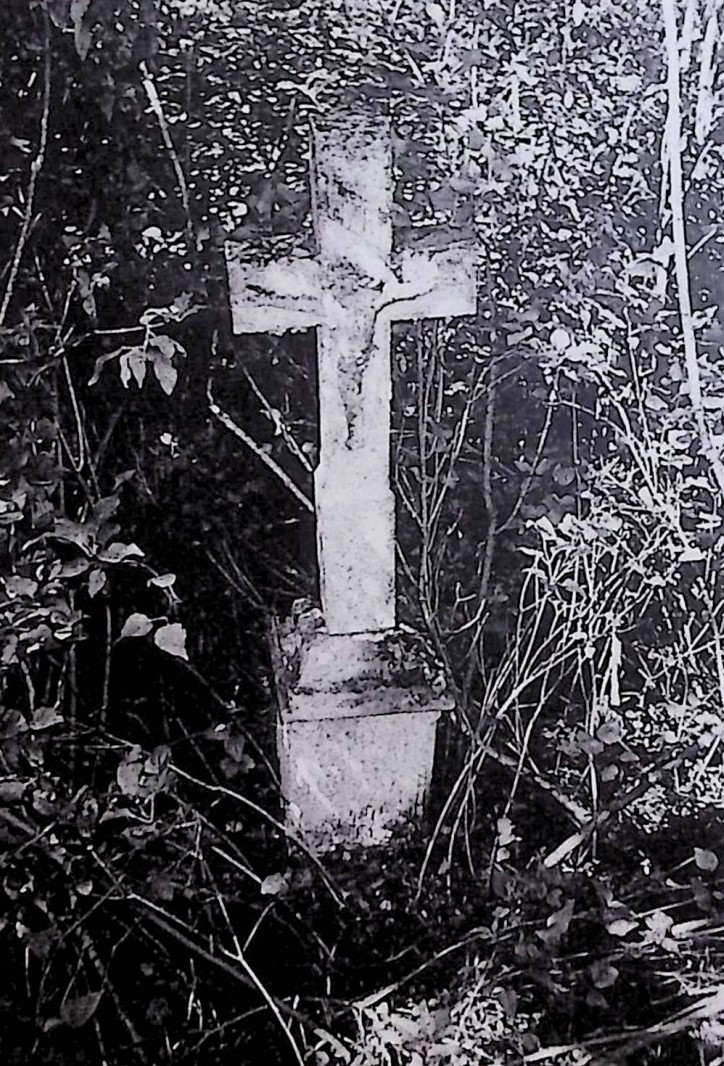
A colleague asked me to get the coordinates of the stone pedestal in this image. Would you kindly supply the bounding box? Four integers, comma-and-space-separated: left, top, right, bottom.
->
271, 612, 452, 850
227, 104, 476, 849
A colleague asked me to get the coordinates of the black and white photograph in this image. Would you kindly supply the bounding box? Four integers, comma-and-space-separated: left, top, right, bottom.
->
2, 0, 724, 1062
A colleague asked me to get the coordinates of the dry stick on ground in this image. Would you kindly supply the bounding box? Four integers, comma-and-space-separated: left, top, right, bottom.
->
662, 0, 724, 496
82, 932, 148, 1062
0, 18, 50, 328
348, 925, 499, 1014
543, 742, 700, 868
207, 378, 314, 513
130, 896, 310, 1027
183, 1007, 268, 1060
486, 744, 589, 826
521, 984, 724, 1064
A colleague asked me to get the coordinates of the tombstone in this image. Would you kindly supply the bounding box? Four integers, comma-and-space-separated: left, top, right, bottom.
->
226, 107, 476, 849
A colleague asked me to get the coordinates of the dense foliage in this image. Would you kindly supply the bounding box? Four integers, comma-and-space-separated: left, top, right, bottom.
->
3, 0, 724, 1062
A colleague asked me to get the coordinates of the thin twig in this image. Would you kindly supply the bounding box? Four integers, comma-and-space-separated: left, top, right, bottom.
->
240, 362, 314, 473
130, 895, 308, 1025
140, 61, 194, 243
522, 983, 724, 1063
497, 373, 559, 533
543, 743, 699, 868
207, 377, 314, 513
0, 19, 51, 327
172, 762, 345, 909
210, 873, 305, 1066
100, 602, 112, 729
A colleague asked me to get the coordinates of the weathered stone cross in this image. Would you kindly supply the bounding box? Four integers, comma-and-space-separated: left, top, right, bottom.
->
226, 109, 476, 636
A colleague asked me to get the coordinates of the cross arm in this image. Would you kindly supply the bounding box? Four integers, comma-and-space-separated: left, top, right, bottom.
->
380, 244, 477, 324
225, 245, 322, 335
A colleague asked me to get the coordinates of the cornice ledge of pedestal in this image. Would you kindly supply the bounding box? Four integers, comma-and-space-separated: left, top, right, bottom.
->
283, 682, 454, 724
269, 602, 454, 722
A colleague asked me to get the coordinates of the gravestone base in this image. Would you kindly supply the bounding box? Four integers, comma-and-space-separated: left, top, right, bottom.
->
270, 611, 452, 851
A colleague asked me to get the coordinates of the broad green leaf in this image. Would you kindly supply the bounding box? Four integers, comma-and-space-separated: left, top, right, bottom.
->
0, 778, 25, 803
694, 848, 719, 872
590, 961, 619, 989
70, 0, 93, 61
148, 573, 176, 589
117, 746, 145, 797
60, 558, 90, 578
496, 816, 515, 846
46, 0, 72, 29
5, 575, 38, 598
550, 327, 572, 351
222, 732, 243, 759
606, 917, 638, 937
645, 911, 674, 942
596, 720, 623, 745
144, 745, 172, 792
153, 355, 178, 396
116, 745, 171, 799
426, 3, 446, 30
30, 706, 64, 731
679, 545, 705, 564
150, 335, 186, 359
89, 350, 121, 386
127, 350, 147, 388
97, 542, 144, 564
88, 569, 107, 598
260, 872, 288, 896
119, 347, 146, 390
120, 613, 153, 640
61, 990, 102, 1029
154, 622, 188, 660
53, 518, 92, 549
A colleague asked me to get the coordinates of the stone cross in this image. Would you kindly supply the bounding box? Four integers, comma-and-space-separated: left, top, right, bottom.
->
226, 108, 476, 635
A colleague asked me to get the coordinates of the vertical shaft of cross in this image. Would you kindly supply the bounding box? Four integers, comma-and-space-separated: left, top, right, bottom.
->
226, 106, 477, 638
313, 112, 397, 635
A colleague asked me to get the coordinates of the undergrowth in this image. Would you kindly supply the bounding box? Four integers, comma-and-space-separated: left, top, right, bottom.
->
3, 673, 724, 1066
4, 1, 724, 1063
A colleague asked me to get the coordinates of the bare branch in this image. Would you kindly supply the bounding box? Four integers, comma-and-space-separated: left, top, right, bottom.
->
141, 62, 194, 243
239, 362, 314, 473
0, 22, 51, 328
661, 0, 724, 495
207, 378, 314, 513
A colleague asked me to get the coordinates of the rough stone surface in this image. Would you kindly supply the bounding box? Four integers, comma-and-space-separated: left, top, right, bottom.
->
278, 707, 443, 849
226, 108, 476, 635
272, 614, 452, 849
295, 630, 394, 690
227, 105, 477, 848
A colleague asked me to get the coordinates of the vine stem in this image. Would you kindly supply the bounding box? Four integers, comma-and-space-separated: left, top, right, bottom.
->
661, 0, 724, 495
0, 18, 51, 328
